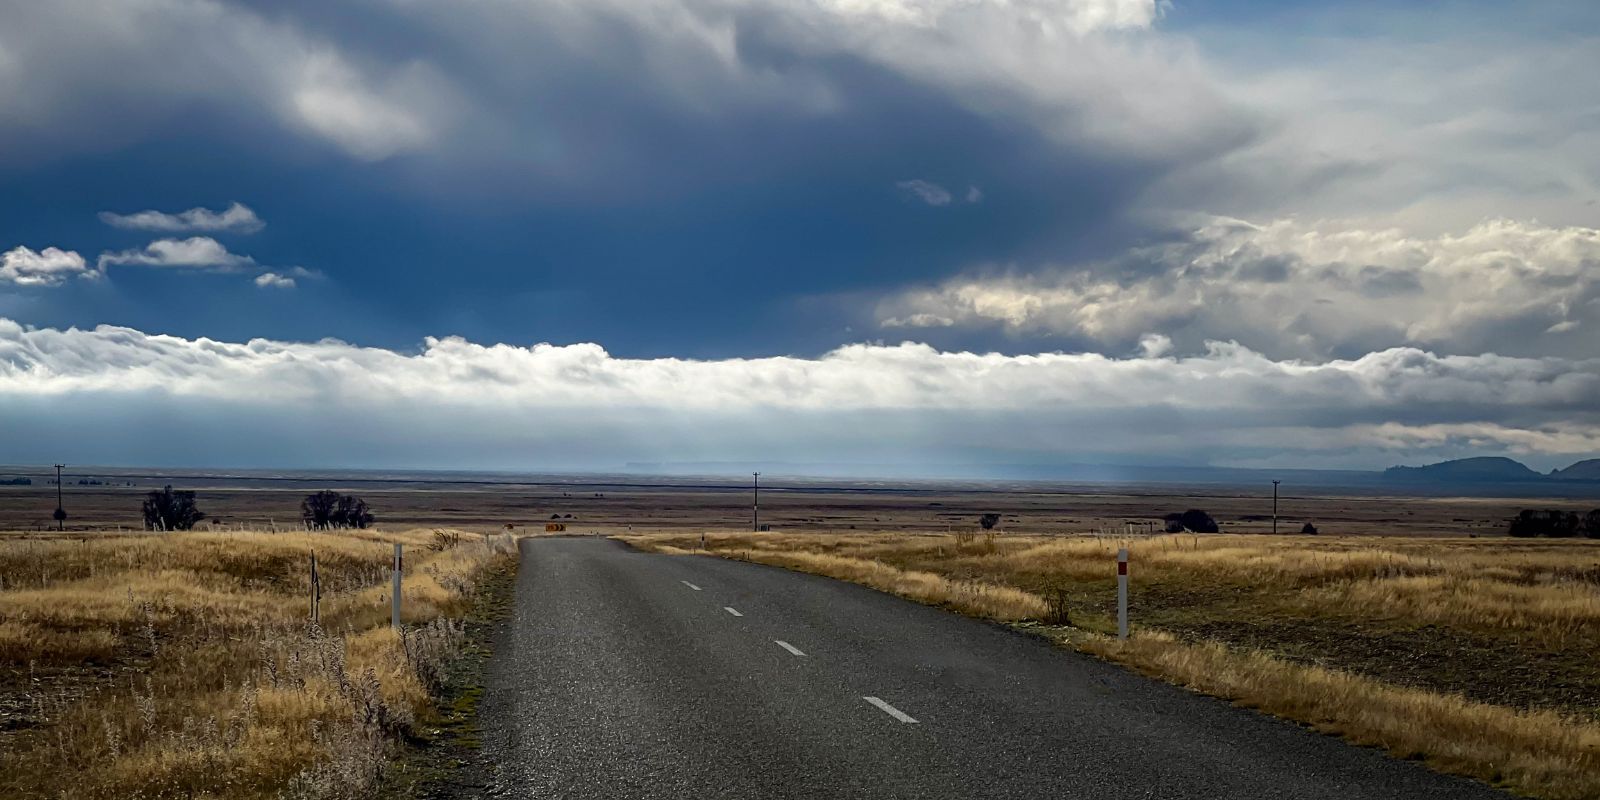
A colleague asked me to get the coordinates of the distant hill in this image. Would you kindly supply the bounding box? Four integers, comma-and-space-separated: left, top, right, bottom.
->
1551, 459, 1600, 481
1384, 456, 1545, 483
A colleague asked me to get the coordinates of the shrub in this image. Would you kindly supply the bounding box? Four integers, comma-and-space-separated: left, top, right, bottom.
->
1302, 522, 1319, 535
141, 486, 205, 531
1508, 509, 1582, 538
1585, 510, 1600, 539
978, 513, 1002, 531
1044, 585, 1073, 626
1164, 509, 1219, 533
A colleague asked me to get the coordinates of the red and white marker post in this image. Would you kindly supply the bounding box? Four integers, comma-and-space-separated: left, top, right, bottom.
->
1116, 548, 1129, 640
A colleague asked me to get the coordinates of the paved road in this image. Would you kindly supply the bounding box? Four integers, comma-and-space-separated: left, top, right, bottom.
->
479, 538, 1508, 799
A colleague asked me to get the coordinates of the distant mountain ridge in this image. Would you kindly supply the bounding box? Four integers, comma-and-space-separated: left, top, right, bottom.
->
1385, 456, 1600, 483
1551, 459, 1600, 481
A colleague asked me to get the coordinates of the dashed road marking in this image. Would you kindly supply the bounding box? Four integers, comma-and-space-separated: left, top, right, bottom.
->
863, 696, 918, 723
681, 580, 702, 591
774, 640, 806, 656
724, 607, 743, 617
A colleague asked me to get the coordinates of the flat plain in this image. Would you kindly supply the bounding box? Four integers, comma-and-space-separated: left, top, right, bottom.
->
3, 468, 1594, 536
3, 469, 1599, 798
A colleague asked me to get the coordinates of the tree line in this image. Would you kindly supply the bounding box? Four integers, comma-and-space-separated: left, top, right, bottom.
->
138, 486, 375, 531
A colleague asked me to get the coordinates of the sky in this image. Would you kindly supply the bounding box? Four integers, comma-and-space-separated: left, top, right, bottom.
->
1, 0, 1598, 474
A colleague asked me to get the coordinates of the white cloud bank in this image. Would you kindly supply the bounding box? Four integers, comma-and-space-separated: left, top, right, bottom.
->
1, 319, 1595, 469
879, 217, 1600, 359
0, 247, 93, 287
99, 202, 264, 234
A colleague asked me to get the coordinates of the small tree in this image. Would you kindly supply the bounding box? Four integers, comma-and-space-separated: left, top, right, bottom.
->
1301, 522, 1319, 535
143, 486, 205, 531
302, 490, 340, 529
978, 513, 1002, 531
302, 491, 374, 529
335, 494, 374, 529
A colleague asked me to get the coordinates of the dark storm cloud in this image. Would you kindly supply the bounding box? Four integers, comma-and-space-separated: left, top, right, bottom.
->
1355, 266, 1424, 297
0, 0, 1253, 356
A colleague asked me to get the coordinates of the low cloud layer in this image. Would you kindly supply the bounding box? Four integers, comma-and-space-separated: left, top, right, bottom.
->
2, 319, 1595, 470
99, 202, 264, 234
879, 217, 1600, 359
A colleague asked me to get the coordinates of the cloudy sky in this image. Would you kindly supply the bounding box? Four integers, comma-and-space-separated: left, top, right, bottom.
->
2, 0, 1597, 473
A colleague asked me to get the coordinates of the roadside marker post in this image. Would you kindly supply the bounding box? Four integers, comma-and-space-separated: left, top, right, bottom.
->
392, 543, 403, 629
1117, 548, 1129, 640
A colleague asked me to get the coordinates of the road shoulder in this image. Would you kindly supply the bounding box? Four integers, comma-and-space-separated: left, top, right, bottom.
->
381, 550, 520, 799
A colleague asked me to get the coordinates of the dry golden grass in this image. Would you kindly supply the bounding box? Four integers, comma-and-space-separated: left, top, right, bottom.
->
1073, 630, 1600, 800
0, 527, 516, 800
621, 530, 1600, 799
717, 547, 1047, 620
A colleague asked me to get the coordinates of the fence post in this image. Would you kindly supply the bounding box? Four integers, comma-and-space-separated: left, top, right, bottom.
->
391, 543, 403, 629
1117, 548, 1129, 640
310, 551, 321, 625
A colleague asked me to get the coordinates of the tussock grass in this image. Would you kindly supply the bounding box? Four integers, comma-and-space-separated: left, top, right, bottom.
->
728, 548, 1047, 620
1073, 629, 1600, 800
0, 528, 516, 800
621, 531, 1600, 799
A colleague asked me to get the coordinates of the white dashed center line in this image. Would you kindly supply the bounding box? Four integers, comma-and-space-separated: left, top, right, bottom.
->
681, 580, 701, 591
723, 607, 744, 617
863, 696, 918, 723
774, 640, 806, 656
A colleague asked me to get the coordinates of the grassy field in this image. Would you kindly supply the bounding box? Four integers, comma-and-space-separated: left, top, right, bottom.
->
0, 527, 515, 800
620, 531, 1600, 799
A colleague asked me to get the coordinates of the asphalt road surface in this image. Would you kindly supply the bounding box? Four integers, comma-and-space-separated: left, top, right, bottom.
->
479, 537, 1509, 799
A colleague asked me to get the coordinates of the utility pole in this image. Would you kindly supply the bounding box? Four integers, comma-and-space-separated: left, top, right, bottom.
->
752, 472, 760, 532
53, 464, 66, 531
1272, 480, 1281, 535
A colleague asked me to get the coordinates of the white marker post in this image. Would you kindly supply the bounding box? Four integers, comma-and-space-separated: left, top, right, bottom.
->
391, 543, 403, 629
1116, 548, 1129, 640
